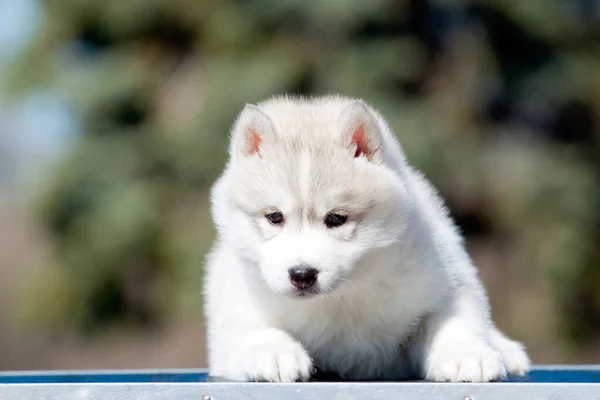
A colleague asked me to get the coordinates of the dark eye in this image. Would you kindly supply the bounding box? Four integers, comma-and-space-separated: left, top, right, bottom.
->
325, 212, 347, 228
266, 211, 284, 225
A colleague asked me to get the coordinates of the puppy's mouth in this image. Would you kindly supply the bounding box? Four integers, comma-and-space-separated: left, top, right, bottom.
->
286, 276, 351, 299
289, 286, 323, 298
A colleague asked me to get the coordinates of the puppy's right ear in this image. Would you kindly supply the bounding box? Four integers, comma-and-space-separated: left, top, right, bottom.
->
337, 100, 384, 164
231, 104, 276, 157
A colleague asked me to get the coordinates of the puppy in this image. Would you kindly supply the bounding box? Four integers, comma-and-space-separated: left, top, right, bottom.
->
203, 95, 530, 382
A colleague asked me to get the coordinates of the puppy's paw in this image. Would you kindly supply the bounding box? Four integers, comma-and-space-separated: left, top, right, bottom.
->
238, 329, 313, 383
490, 332, 530, 376
424, 341, 507, 382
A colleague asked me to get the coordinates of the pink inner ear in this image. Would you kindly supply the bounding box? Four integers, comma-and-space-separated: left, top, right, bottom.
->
247, 128, 262, 155
352, 125, 369, 158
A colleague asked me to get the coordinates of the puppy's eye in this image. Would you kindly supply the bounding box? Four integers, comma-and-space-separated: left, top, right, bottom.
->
266, 211, 284, 225
325, 212, 347, 228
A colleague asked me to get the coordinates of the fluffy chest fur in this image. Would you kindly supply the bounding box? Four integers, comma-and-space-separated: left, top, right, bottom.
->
261, 248, 447, 379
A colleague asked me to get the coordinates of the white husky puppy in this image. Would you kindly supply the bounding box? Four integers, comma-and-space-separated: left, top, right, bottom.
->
203, 95, 530, 383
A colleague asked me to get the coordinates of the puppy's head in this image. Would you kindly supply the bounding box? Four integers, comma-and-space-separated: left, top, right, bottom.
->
216, 98, 409, 298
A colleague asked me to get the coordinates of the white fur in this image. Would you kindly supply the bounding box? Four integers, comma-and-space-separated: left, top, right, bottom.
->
203, 95, 530, 382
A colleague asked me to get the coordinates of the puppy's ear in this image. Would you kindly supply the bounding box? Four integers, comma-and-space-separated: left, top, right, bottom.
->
231, 104, 276, 157
337, 100, 384, 163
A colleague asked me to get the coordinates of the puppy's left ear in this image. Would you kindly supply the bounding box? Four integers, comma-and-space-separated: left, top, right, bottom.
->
231, 103, 276, 158
337, 100, 384, 163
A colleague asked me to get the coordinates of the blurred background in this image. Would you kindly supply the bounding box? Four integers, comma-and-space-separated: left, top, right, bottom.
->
1, 0, 600, 370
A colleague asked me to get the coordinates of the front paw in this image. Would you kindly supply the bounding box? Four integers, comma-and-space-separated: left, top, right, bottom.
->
424, 341, 507, 382
489, 331, 530, 377
233, 329, 314, 383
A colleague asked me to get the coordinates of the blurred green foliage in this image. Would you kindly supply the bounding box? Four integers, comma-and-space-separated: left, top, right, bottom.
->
5, 0, 600, 350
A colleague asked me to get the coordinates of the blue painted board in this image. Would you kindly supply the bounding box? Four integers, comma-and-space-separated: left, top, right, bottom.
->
0, 366, 599, 384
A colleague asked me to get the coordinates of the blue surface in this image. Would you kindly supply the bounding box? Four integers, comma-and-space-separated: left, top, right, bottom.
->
0, 367, 599, 384
506, 368, 600, 383
0, 371, 210, 384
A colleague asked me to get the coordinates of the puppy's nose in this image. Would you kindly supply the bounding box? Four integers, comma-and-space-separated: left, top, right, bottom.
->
288, 267, 318, 289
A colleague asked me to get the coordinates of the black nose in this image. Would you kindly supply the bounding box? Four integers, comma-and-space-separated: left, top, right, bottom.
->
288, 267, 318, 289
